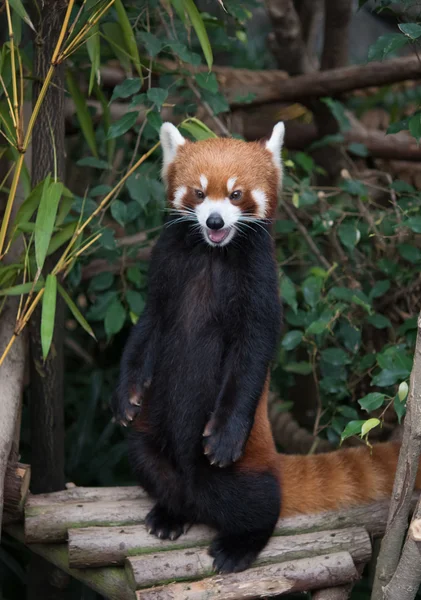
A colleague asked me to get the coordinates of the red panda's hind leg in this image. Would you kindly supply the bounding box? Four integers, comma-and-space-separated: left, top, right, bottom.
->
199, 468, 280, 573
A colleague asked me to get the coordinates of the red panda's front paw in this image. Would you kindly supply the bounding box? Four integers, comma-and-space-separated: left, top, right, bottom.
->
111, 389, 143, 427
202, 417, 246, 468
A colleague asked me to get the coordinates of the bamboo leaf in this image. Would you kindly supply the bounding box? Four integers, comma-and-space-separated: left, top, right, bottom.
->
41, 274, 57, 361
101, 23, 132, 73
114, 0, 143, 80
181, 0, 213, 69
47, 222, 78, 256
12, 180, 45, 230
180, 118, 217, 140
35, 179, 63, 271
86, 23, 100, 96
94, 83, 114, 163
0, 281, 43, 296
58, 283, 96, 339
8, 0, 35, 31
66, 71, 98, 157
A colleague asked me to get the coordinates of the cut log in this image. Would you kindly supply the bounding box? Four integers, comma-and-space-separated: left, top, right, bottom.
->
29, 492, 419, 546
26, 486, 146, 507
70, 523, 369, 570
125, 528, 371, 588
3, 462, 31, 523
25, 499, 152, 543
135, 551, 359, 599
5, 524, 135, 600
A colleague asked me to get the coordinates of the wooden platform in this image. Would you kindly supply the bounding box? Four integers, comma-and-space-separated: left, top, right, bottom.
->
5, 485, 416, 600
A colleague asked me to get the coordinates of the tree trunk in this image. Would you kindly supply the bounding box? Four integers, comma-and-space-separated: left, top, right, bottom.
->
28, 1, 67, 598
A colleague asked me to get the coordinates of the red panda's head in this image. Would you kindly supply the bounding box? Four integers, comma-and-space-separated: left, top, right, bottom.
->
159, 123, 285, 247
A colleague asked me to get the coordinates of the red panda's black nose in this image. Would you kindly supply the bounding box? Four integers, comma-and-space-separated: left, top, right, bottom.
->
206, 213, 224, 230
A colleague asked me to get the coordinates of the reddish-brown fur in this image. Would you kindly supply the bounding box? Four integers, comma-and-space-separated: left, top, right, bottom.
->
239, 386, 418, 517
167, 138, 280, 217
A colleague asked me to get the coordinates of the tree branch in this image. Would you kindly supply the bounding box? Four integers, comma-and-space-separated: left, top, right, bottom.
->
371, 311, 421, 600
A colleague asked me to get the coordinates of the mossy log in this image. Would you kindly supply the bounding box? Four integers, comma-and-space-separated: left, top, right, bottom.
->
27, 486, 146, 507
5, 524, 135, 600
3, 462, 31, 524
27, 492, 419, 546
135, 551, 359, 600
125, 527, 371, 589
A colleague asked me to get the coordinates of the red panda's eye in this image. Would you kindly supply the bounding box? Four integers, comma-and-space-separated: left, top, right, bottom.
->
194, 189, 205, 200
230, 190, 242, 201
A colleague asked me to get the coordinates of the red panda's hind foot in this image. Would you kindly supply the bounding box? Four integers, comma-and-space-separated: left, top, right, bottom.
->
145, 503, 189, 541
209, 533, 266, 574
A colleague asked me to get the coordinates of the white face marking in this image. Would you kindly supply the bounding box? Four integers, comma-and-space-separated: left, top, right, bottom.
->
227, 177, 237, 193
251, 189, 268, 219
173, 185, 187, 209
195, 198, 241, 247
200, 174, 208, 191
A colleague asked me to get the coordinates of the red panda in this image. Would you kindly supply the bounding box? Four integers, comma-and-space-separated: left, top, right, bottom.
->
112, 122, 415, 575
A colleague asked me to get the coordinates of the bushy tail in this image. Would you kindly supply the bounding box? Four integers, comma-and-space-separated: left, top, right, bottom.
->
278, 442, 419, 517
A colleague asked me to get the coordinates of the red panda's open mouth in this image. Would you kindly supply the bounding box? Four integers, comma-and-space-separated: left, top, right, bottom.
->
207, 228, 232, 244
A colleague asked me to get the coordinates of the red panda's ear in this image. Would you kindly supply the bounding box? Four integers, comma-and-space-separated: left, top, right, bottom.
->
265, 122, 285, 172
160, 122, 186, 182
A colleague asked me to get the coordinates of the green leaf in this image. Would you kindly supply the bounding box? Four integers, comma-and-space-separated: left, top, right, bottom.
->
102, 22, 132, 72
9, 0, 35, 31
367, 314, 392, 329
138, 31, 164, 57
126, 290, 145, 315
322, 98, 351, 132
47, 222, 77, 256
0, 281, 43, 296
86, 23, 100, 96
347, 143, 369, 157
114, 0, 143, 79
338, 223, 361, 251
106, 112, 138, 139
105, 299, 126, 336
66, 71, 98, 157
368, 33, 408, 61
11, 180, 44, 230
126, 266, 145, 288
398, 381, 409, 402
387, 117, 409, 135
358, 392, 386, 412
58, 283, 96, 339
195, 73, 219, 94
179, 118, 217, 140
398, 244, 421, 263
35, 179, 63, 271
147, 110, 163, 133
321, 348, 350, 366
111, 200, 127, 226
337, 405, 359, 420
361, 418, 380, 438
147, 87, 169, 108
281, 275, 297, 314
409, 114, 421, 143
405, 216, 421, 234
394, 394, 406, 424
284, 362, 313, 375
369, 280, 390, 300
302, 276, 322, 308
340, 179, 368, 196
41, 275, 57, 361
77, 157, 109, 169
111, 78, 141, 103
281, 330, 303, 351
341, 420, 365, 442
398, 23, 421, 40
89, 272, 114, 292
181, 0, 213, 69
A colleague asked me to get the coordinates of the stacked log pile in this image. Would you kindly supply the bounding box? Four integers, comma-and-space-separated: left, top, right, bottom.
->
4, 484, 420, 600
